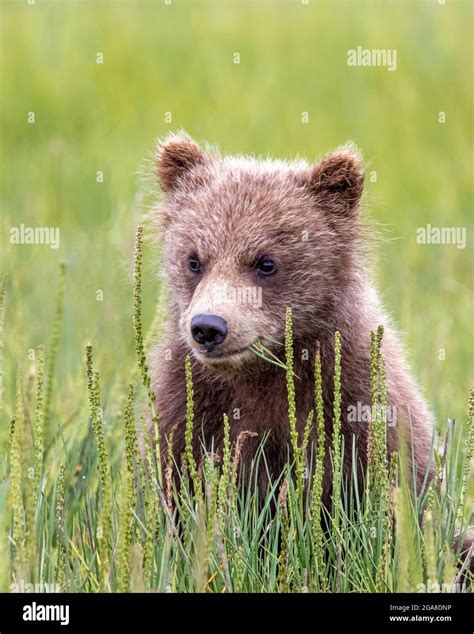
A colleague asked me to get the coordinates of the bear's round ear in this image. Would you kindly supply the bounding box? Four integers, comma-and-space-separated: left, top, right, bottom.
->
307, 145, 364, 216
156, 133, 205, 192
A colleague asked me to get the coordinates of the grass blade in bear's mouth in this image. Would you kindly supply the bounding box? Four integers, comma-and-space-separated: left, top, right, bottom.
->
249, 341, 301, 379
249, 341, 288, 369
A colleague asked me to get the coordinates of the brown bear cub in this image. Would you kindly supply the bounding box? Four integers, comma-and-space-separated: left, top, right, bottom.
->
151, 132, 435, 505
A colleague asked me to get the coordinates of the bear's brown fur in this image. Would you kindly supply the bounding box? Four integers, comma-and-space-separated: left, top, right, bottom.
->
150, 132, 435, 507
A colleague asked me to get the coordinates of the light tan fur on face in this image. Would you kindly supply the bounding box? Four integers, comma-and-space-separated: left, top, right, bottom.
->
180, 267, 276, 368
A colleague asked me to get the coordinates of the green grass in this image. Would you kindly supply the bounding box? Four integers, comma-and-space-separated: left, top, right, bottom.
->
0, 234, 472, 593
0, 0, 472, 593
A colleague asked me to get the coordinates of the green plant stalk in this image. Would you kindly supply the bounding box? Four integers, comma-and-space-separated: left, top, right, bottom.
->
9, 369, 26, 582
141, 407, 160, 587
371, 327, 388, 504
203, 458, 219, 591
296, 410, 314, 508
367, 330, 377, 473
165, 425, 177, 513
44, 262, 66, 423
458, 388, 474, 521
55, 465, 67, 591
184, 356, 202, 505
285, 308, 306, 508
312, 346, 328, 591
117, 460, 134, 593
331, 331, 342, 531
217, 413, 231, 530
178, 455, 191, 554
33, 344, 45, 513
277, 479, 290, 592
376, 451, 398, 592
133, 225, 162, 487
85, 345, 112, 590
123, 384, 139, 511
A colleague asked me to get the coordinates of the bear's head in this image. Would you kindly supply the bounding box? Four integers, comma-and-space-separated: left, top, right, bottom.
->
155, 133, 364, 370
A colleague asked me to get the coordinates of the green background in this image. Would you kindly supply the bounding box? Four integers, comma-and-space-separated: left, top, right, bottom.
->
0, 0, 472, 445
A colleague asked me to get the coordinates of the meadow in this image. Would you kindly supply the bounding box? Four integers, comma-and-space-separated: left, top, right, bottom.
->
0, 0, 472, 593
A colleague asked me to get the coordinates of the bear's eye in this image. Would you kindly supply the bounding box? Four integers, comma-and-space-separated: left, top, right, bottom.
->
188, 254, 202, 274
255, 256, 277, 276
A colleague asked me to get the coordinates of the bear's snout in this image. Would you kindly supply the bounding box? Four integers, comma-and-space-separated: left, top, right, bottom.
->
191, 314, 228, 349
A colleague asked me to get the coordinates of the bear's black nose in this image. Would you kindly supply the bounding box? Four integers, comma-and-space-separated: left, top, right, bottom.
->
191, 314, 228, 347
